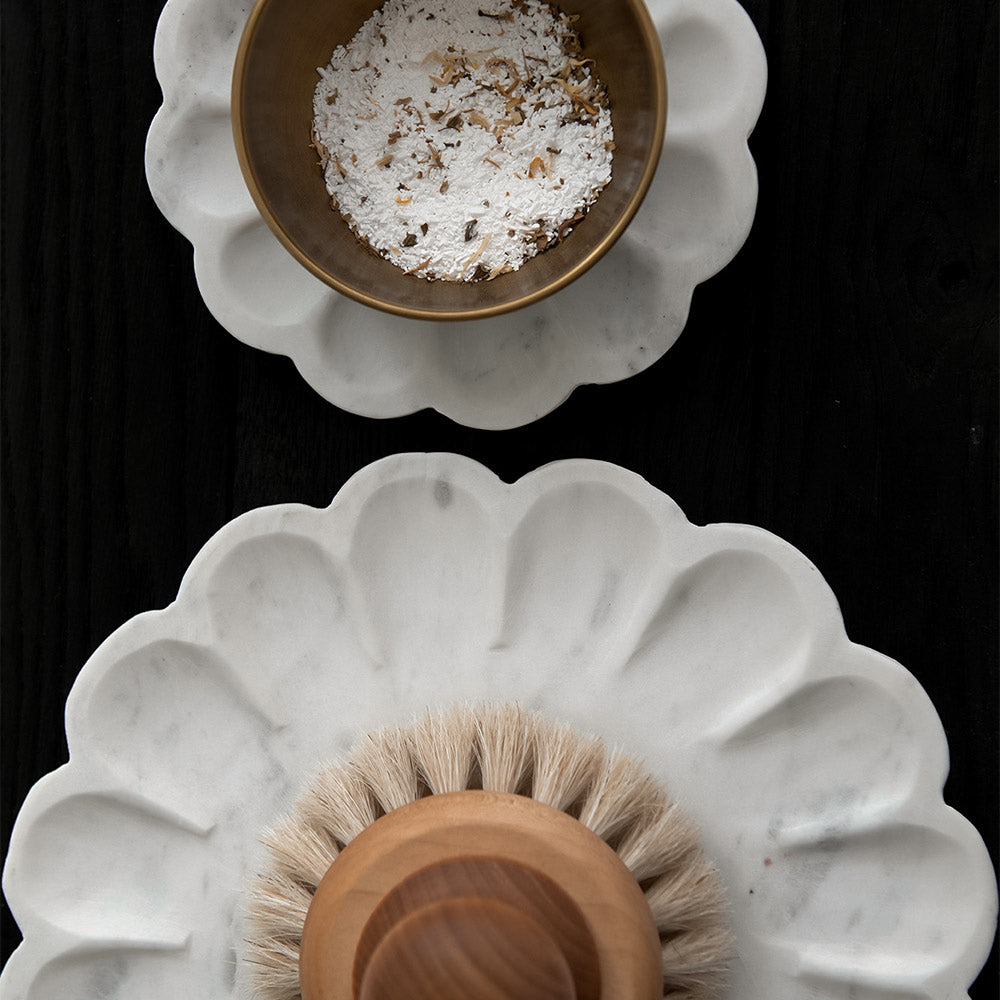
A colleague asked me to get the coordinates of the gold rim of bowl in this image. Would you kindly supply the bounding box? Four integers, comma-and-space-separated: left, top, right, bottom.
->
231, 0, 666, 322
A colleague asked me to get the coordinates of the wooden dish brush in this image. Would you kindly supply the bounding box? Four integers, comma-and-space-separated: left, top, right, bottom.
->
245, 703, 730, 1000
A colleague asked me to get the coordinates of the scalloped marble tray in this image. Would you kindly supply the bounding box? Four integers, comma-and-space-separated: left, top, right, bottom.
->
2, 455, 995, 999
145, 0, 766, 428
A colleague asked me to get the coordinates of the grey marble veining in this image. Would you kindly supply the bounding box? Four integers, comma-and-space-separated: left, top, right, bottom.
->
3, 455, 995, 999
144, 0, 767, 428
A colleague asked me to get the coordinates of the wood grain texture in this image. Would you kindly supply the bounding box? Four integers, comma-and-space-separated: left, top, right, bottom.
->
357, 897, 577, 1000
1, 0, 996, 995
354, 857, 601, 1000
299, 792, 660, 1000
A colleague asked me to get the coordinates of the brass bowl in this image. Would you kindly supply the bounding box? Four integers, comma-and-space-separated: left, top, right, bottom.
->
232, 0, 666, 322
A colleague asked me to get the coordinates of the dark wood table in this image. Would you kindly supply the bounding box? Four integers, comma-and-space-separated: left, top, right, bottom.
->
2, 0, 996, 994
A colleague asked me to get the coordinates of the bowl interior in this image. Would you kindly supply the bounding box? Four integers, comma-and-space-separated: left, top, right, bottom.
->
233, 0, 665, 320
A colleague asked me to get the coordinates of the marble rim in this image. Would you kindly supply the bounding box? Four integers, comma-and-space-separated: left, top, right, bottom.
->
2, 454, 996, 999
144, 0, 768, 428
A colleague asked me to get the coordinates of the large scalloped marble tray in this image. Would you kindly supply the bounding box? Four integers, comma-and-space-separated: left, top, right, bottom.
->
2, 455, 995, 999
145, 0, 766, 429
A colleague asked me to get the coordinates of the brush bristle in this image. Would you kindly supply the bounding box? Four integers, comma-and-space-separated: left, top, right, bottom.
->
410, 702, 477, 793
529, 716, 605, 812
475, 702, 535, 793
245, 703, 731, 1000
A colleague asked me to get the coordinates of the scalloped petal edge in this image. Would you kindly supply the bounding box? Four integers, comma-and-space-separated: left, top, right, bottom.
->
3, 455, 996, 999
144, 0, 767, 428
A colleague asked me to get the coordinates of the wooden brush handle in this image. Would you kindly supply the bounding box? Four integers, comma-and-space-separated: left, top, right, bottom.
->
354, 855, 598, 1000
358, 896, 575, 1000
299, 791, 662, 1000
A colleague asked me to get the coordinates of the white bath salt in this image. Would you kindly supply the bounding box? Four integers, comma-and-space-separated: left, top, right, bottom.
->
311, 0, 614, 281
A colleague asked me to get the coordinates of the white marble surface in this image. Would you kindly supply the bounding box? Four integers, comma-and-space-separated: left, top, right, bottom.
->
144, 0, 766, 428
2, 454, 996, 999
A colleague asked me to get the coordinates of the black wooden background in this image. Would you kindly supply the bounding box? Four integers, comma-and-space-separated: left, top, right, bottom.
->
2, 0, 997, 994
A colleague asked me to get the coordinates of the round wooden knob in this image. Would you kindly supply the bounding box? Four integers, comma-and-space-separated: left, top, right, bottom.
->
298, 791, 662, 1000
352, 855, 598, 1000
357, 896, 576, 1000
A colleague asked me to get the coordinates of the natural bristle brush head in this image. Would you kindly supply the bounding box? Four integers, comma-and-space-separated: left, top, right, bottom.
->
246, 704, 731, 1000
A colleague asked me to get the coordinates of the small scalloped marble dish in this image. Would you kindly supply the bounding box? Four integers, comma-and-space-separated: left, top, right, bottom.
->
145, 0, 766, 428
2, 454, 996, 1000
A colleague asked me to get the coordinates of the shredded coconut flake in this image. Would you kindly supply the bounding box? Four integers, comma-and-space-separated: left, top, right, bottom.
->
312, 0, 613, 281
